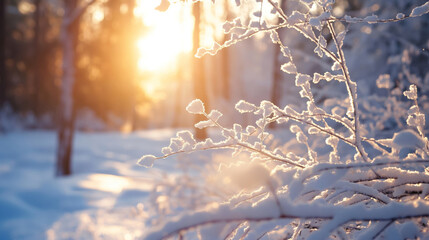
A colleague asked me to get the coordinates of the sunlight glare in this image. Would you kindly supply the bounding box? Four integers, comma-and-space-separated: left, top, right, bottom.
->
18, 1, 35, 14
92, 8, 105, 23
135, 0, 193, 72
79, 173, 130, 194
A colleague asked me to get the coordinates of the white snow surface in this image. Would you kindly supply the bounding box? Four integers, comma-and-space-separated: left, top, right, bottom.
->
1, 128, 428, 240
0, 129, 178, 240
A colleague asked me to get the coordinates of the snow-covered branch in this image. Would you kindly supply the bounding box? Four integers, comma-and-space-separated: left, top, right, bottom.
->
138, 0, 429, 239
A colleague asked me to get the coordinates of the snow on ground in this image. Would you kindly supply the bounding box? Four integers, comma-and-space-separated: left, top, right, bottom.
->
0, 129, 179, 240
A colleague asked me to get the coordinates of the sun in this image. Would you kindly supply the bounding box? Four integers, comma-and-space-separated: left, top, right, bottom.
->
134, 0, 193, 73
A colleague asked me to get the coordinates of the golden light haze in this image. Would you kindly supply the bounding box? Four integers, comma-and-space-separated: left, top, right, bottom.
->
134, 0, 193, 72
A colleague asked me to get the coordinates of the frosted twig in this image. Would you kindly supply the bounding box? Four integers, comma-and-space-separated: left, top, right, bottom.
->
150, 141, 305, 168
307, 159, 429, 176
326, 17, 369, 161
273, 113, 355, 146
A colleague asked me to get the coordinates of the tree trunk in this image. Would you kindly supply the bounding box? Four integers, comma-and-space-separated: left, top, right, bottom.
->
0, 0, 6, 108
270, 0, 287, 129
192, 2, 209, 140
32, 0, 42, 116
56, 0, 79, 176
127, 0, 138, 131
271, 46, 282, 107
173, 56, 185, 128
220, 0, 231, 100
219, 45, 230, 100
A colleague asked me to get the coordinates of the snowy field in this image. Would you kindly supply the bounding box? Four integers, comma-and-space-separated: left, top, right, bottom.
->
0, 129, 180, 240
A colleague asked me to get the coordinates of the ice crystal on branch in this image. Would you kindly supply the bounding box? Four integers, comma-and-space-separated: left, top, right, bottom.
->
186, 99, 205, 114
295, 73, 311, 87
137, 155, 156, 168
138, 0, 429, 239
235, 100, 257, 113
404, 84, 418, 100
280, 62, 297, 74
376, 74, 391, 89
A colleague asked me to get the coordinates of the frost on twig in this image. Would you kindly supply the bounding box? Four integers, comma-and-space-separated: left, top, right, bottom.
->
138, 0, 429, 239
139, 97, 429, 239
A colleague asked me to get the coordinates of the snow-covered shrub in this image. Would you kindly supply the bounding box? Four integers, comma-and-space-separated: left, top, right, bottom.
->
139, 1, 429, 239
331, 0, 429, 141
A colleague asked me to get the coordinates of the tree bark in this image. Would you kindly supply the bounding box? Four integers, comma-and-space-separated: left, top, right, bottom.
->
192, 2, 209, 140
127, 0, 138, 131
270, 0, 287, 129
32, 0, 42, 116
56, 0, 97, 176
0, 0, 6, 108
220, 0, 231, 100
173, 56, 185, 128
56, 0, 79, 176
